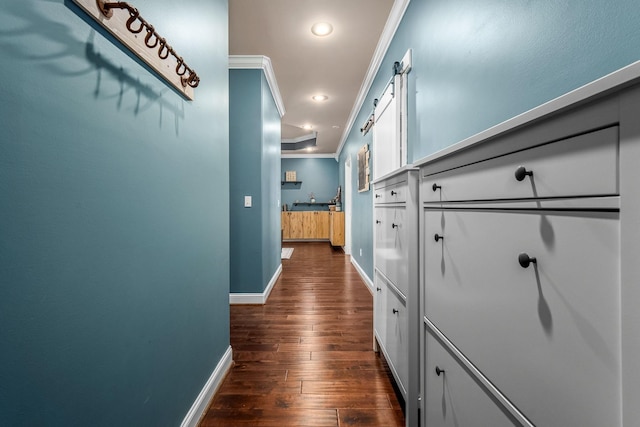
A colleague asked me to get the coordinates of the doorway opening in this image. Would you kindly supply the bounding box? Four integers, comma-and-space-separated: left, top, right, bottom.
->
344, 154, 352, 255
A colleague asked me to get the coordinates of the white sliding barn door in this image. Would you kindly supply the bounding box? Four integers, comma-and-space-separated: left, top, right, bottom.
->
373, 76, 401, 180
372, 49, 411, 180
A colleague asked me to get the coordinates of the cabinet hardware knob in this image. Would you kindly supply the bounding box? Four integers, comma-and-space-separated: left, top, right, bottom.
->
518, 253, 537, 268
434, 234, 444, 242
392, 223, 399, 229
392, 308, 399, 314
376, 220, 382, 224
391, 190, 397, 196
515, 165, 533, 181
435, 366, 445, 376
432, 183, 441, 192
375, 194, 382, 198
376, 287, 381, 292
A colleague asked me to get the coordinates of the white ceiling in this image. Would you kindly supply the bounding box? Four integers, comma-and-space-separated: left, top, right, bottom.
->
229, 0, 396, 155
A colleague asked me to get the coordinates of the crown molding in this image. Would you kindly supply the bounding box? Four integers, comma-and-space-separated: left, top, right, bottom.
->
335, 0, 411, 158
229, 55, 286, 118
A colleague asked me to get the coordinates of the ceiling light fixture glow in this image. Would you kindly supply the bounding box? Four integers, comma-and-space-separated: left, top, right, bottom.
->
312, 95, 328, 102
302, 124, 313, 130
311, 22, 333, 37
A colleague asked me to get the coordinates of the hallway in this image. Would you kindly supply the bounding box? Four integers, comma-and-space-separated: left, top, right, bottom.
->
199, 242, 405, 426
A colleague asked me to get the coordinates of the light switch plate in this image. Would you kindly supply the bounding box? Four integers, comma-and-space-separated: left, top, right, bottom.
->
244, 196, 252, 207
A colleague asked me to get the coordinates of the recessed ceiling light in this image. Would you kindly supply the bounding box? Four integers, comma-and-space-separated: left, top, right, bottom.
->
312, 95, 329, 102
332, 125, 340, 129
311, 22, 333, 37
302, 124, 313, 130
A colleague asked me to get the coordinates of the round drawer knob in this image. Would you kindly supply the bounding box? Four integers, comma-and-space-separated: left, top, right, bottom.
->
376, 220, 382, 224
434, 234, 444, 242
392, 308, 399, 314
518, 253, 537, 268
376, 287, 381, 292
392, 223, 399, 229
515, 166, 533, 181
391, 190, 397, 196
375, 194, 382, 198
435, 366, 445, 376
432, 183, 441, 192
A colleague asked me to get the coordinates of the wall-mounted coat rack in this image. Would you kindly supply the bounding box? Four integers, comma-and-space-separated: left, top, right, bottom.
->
72, 0, 199, 100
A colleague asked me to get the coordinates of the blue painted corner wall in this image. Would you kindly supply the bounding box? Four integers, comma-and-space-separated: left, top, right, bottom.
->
0, 1, 230, 425
339, 0, 640, 282
281, 158, 339, 211
229, 69, 282, 294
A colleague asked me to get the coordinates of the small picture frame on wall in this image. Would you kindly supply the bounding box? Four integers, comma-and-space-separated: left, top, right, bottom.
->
285, 170, 297, 182
357, 144, 370, 192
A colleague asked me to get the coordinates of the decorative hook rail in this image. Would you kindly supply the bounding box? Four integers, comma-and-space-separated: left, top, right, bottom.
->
97, 0, 199, 88
72, 0, 199, 99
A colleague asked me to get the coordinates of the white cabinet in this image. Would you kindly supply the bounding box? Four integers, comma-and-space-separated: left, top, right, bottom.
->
372, 168, 419, 427
416, 76, 640, 426
421, 126, 618, 203
375, 271, 408, 395
423, 326, 521, 427
374, 206, 407, 297
423, 208, 621, 427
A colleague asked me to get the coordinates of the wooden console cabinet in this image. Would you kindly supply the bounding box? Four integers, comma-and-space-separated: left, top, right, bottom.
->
281, 211, 330, 240
329, 211, 345, 246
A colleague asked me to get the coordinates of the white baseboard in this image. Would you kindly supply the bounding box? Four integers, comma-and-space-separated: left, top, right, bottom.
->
181, 345, 233, 427
350, 257, 374, 295
229, 263, 282, 304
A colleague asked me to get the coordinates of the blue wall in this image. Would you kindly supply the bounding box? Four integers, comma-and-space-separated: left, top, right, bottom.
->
229, 69, 281, 294
281, 157, 339, 211
0, 1, 230, 426
339, 0, 640, 281
261, 74, 283, 291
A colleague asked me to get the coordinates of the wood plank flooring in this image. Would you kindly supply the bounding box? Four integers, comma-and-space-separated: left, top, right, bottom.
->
200, 242, 405, 426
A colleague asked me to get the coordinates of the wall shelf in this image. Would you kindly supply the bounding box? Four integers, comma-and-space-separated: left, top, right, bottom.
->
292, 202, 333, 207
281, 181, 302, 185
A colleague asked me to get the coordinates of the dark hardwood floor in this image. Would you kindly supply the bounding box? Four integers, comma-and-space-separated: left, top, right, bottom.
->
199, 242, 405, 426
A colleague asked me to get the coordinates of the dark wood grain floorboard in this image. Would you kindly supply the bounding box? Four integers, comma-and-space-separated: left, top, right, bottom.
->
199, 242, 405, 427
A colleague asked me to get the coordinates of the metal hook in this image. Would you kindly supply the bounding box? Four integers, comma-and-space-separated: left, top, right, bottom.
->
96, 0, 113, 18
125, 9, 144, 34
182, 72, 200, 88
157, 38, 170, 59
144, 26, 159, 48
176, 58, 187, 76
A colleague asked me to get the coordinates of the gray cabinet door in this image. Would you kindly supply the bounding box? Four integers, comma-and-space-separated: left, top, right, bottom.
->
423, 208, 621, 427
423, 327, 521, 427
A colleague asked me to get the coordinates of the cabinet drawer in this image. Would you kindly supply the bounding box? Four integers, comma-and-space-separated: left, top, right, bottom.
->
374, 180, 408, 204
374, 206, 408, 297
423, 327, 521, 427
374, 272, 408, 397
373, 271, 388, 346
384, 284, 407, 397
422, 126, 618, 202
423, 208, 621, 426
